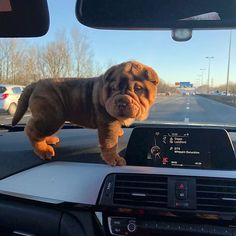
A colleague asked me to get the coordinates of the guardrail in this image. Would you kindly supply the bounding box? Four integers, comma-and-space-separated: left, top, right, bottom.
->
199, 94, 236, 107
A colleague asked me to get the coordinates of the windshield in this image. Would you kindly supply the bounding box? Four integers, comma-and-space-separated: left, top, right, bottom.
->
0, 1, 236, 127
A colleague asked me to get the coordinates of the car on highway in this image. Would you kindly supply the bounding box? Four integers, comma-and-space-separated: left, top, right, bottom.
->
210, 90, 221, 95
0, 84, 24, 115
182, 91, 190, 96
1, 1, 236, 236
165, 92, 171, 96
220, 91, 232, 96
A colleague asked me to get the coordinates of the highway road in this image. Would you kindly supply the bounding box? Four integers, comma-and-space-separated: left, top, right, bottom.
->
148, 95, 236, 125
0, 112, 30, 125
1, 95, 236, 126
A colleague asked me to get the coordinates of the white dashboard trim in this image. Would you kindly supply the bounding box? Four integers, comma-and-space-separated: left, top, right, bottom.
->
0, 162, 236, 204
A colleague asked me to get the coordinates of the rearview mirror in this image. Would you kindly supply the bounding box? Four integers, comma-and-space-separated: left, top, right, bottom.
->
76, 0, 236, 30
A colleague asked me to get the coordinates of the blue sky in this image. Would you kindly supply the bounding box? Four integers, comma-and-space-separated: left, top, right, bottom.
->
30, 0, 236, 86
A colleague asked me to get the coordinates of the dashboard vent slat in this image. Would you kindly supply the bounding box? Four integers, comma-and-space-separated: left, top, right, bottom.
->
197, 177, 236, 213
113, 174, 168, 209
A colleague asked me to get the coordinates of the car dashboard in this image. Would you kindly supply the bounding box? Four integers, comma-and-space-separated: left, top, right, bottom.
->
1, 125, 236, 236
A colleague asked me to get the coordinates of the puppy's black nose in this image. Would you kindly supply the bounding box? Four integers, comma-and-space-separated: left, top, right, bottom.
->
116, 98, 128, 109
118, 102, 128, 109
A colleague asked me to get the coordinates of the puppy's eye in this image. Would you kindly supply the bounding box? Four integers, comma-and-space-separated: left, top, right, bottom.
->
134, 85, 144, 93
111, 85, 118, 92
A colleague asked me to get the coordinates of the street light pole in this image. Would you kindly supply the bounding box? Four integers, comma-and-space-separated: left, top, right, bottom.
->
200, 68, 206, 86
226, 30, 232, 96
196, 75, 201, 87
206, 56, 214, 94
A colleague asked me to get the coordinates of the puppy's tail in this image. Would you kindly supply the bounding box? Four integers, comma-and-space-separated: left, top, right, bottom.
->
12, 82, 36, 126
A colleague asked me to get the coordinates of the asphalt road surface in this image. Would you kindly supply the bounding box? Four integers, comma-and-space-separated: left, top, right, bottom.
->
148, 95, 236, 125
0, 112, 30, 125
1, 95, 236, 126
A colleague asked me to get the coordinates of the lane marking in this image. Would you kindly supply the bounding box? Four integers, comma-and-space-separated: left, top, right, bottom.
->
184, 117, 189, 123
186, 106, 190, 109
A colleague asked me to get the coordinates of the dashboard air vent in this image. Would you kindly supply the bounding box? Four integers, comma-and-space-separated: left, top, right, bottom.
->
113, 174, 168, 209
196, 177, 236, 213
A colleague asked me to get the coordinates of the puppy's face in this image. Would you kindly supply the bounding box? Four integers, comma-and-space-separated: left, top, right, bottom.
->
102, 61, 159, 121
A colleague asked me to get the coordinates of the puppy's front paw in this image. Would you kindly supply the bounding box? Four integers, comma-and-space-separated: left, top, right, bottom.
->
34, 141, 55, 160
118, 128, 124, 137
103, 154, 126, 166
116, 156, 126, 166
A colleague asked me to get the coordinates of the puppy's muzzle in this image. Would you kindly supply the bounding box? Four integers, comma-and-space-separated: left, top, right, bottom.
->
115, 96, 130, 109
116, 101, 128, 110
115, 95, 139, 118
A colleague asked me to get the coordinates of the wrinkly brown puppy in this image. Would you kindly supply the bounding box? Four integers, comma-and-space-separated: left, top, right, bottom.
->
12, 61, 159, 166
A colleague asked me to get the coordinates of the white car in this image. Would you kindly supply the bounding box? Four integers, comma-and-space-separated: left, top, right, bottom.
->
0, 84, 24, 115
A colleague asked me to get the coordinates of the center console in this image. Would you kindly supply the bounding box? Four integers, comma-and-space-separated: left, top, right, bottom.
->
98, 127, 236, 236
107, 216, 236, 236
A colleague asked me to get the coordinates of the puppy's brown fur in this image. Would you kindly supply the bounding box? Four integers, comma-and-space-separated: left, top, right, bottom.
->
12, 61, 159, 166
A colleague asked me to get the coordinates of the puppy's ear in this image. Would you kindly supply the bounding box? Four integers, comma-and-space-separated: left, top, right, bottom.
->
103, 65, 118, 82
101, 64, 119, 106
144, 68, 159, 86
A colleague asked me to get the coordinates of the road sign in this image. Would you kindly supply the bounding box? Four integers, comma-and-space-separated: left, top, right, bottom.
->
179, 82, 193, 88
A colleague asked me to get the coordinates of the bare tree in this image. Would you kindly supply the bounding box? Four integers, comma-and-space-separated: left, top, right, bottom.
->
0, 39, 11, 82
21, 46, 43, 83
9, 40, 25, 84
70, 27, 94, 78
0, 39, 25, 84
157, 79, 179, 93
93, 62, 104, 76
0, 27, 97, 85
38, 32, 71, 78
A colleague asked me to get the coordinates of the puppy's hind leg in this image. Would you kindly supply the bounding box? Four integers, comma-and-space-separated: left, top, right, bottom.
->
25, 117, 63, 160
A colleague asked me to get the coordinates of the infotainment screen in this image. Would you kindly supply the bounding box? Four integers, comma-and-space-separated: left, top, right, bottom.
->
147, 130, 211, 168
125, 127, 236, 170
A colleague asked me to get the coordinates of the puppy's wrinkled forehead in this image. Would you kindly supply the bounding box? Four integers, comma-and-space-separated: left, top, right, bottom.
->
123, 61, 144, 75
104, 61, 159, 85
